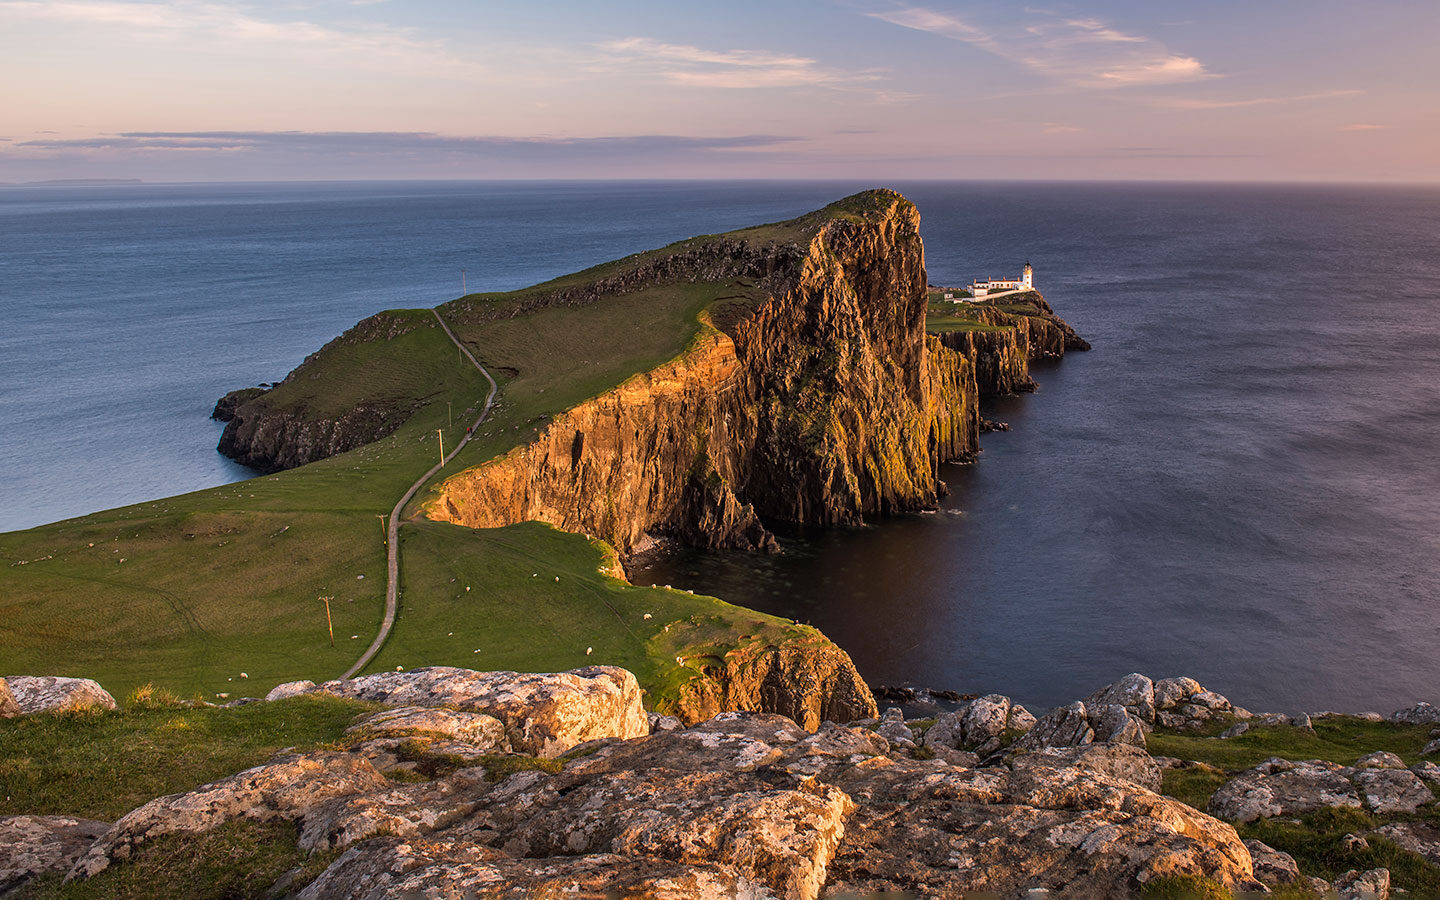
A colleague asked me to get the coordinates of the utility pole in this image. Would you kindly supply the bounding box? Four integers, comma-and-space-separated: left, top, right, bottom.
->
438, 428, 445, 466
377, 514, 387, 545
321, 596, 335, 647
447, 400, 452, 428
461, 269, 466, 296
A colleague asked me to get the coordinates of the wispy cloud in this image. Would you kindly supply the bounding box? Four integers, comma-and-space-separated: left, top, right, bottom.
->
1342, 123, 1385, 131
867, 5, 1212, 88
11, 130, 801, 159
1152, 89, 1364, 110
595, 37, 884, 91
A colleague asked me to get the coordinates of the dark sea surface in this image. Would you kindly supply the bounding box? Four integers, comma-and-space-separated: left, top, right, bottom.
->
5, 181, 1440, 713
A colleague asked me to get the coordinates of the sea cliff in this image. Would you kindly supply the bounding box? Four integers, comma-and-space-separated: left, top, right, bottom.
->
424, 190, 982, 554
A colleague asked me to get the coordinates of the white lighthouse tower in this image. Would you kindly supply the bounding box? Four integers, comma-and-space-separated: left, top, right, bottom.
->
1021, 261, 1033, 290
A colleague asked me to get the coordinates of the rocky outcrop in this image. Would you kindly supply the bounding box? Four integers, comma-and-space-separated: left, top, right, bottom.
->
1209, 757, 1435, 823
44, 667, 1279, 899
1244, 838, 1302, 888
295, 666, 649, 758
209, 386, 267, 422
922, 692, 1035, 755
427, 191, 989, 555
72, 752, 389, 879
932, 293, 1091, 397
665, 634, 878, 729
215, 311, 434, 472
1391, 702, 1440, 725
3, 675, 116, 714
0, 815, 110, 893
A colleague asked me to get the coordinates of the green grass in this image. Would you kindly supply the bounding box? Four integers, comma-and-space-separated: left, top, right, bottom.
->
0, 694, 373, 820
376, 520, 814, 714
11, 821, 329, 900
1240, 806, 1440, 894
0, 194, 888, 710
1149, 716, 1435, 775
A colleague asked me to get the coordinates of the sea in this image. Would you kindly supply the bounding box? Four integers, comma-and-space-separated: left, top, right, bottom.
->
4, 180, 1439, 714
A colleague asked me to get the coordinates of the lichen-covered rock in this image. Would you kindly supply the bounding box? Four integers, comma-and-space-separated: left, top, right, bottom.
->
1153, 677, 1203, 711
348, 706, 508, 751
299, 842, 768, 900
1085, 673, 1156, 724
1351, 767, 1434, 814
922, 693, 1034, 754
1009, 742, 1162, 792
1355, 751, 1406, 770
1208, 757, 1434, 823
3, 676, 116, 714
824, 752, 1259, 897
875, 708, 915, 748
0, 815, 110, 893
1389, 702, 1440, 725
1371, 822, 1440, 866
314, 666, 647, 757
1243, 838, 1300, 887
1412, 761, 1440, 786
1334, 867, 1391, 900
298, 768, 495, 853
71, 752, 388, 878
0, 678, 19, 718
264, 680, 315, 701
1012, 701, 1095, 751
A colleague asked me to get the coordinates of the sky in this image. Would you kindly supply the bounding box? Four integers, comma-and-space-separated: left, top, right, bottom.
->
2, 0, 1437, 182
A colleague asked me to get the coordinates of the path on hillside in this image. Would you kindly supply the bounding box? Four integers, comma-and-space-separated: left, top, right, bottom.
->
343, 309, 498, 680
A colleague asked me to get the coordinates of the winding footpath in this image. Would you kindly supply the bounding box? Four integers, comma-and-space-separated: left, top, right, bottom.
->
343, 309, 498, 679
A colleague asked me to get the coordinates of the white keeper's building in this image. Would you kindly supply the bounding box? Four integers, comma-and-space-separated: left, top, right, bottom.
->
969, 262, 1033, 298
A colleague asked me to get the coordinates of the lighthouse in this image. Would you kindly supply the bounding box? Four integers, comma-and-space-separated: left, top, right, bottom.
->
1021, 261, 1033, 290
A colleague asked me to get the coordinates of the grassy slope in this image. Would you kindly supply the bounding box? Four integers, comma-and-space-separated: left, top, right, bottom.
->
1152, 717, 1440, 894
0, 202, 852, 708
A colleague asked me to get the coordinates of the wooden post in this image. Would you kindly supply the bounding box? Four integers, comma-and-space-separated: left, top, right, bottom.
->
447, 400, 452, 429
438, 428, 445, 466
322, 596, 335, 647
377, 514, 387, 545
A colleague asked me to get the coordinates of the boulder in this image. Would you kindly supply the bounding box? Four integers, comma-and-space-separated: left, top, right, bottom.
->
314, 666, 648, 757
1243, 839, 1300, 887
1355, 751, 1406, 770
1421, 738, 1440, 756
3, 676, 116, 714
1334, 867, 1390, 900
922, 693, 1033, 754
71, 752, 389, 879
1084, 673, 1156, 724
0, 678, 20, 718
648, 713, 684, 733
875, 707, 915, 748
1153, 677, 1203, 711
1012, 701, 1146, 752
347, 706, 508, 752
298, 769, 495, 853
0, 815, 110, 894
1012, 702, 1094, 751
264, 680, 315, 701
1209, 759, 1361, 823
1220, 722, 1250, 739
1389, 702, 1440, 725
1209, 758, 1434, 823
1351, 767, 1434, 814
1411, 761, 1440, 786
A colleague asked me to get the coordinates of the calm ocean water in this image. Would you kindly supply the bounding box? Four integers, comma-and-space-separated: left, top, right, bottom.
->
5, 181, 1439, 713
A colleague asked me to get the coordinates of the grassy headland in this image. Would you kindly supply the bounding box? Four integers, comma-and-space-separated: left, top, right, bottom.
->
0, 201, 857, 708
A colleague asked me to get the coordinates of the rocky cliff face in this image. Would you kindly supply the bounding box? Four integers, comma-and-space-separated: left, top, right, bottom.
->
428, 191, 980, 554
935, 293, 1091, 397
215, 311, 431, 473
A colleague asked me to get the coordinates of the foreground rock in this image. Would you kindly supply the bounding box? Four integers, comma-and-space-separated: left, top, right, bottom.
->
1209, 757, 1435, 823
301, 666, 648, 757
922, 693, 1036, 755
57, 705, 1262, 898
0, 816, 110, 893
3, 676, 116, 714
